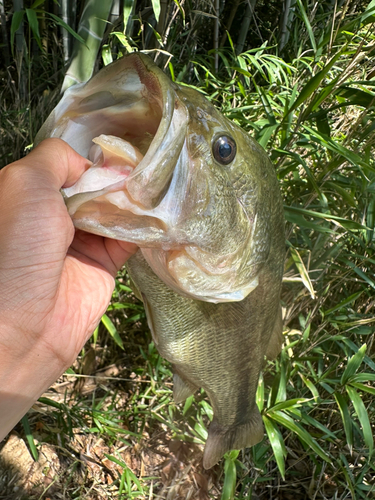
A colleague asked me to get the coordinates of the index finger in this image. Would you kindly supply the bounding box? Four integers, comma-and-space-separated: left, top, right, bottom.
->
12, 138, 91, 190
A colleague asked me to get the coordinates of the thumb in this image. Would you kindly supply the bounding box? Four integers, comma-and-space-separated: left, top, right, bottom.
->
12, 138, 92, 190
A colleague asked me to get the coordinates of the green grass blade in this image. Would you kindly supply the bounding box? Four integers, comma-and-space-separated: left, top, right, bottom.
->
346, 386, 373, 456
295, 0, 316, 53
287, 50, 343, 116
101, 314, 124, 349
10, 9, 25, 54
341, 258, 375, 289
221, 451, 238, 500
289, 246, 315, 299
324, 291, 363, 316
263, 415, 286, 479
151, 0, 161, 22
349, 382, 375, 396
25, 8, 42, 50
334, 392, 353, 454
285, 205, 368, 231
341, 344, 367, 385
268, 410, 331, 462
21, 415, 39, 461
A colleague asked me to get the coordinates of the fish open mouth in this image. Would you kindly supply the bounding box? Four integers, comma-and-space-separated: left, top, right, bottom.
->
43, 53, 188, 244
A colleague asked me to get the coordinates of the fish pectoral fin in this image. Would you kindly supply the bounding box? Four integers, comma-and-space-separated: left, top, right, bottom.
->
265, 305, 283, 360
173, 372, 197, 403
141, 292, 158, 346
129, 276, 142, 302
203, 409, 264, 469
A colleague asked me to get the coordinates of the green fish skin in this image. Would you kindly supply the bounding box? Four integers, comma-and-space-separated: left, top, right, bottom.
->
36, 53, 285, 469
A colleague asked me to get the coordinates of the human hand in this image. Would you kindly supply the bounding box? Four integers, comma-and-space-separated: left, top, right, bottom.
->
0, 139, 138, 440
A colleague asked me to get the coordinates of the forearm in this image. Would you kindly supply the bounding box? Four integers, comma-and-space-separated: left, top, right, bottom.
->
0, 331, 67, 441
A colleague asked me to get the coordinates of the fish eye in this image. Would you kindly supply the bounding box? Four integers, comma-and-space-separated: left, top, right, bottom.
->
212, 135, 236, 165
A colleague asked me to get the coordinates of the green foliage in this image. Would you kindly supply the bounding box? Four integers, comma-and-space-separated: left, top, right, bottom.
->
1, 0, 375, 498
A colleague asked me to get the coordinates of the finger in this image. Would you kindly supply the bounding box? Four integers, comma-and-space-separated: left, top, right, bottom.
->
10, 138, 92, 190
104, 239, 139, 272
69, 230, 138, 277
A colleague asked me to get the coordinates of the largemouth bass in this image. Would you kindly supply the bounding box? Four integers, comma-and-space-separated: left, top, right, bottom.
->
36, 53, 285, 469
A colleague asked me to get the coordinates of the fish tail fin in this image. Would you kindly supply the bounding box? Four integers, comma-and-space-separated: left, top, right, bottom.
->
203, 409, 264, 469
173, 372, 197, 403
265, 305, 283, 360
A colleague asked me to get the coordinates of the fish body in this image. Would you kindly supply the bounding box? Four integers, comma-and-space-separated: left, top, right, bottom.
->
36, 53, 285, 468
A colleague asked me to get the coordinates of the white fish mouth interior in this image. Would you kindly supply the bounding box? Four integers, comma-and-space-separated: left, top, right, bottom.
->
63, 69, 164, 198
61, 60, 189, 247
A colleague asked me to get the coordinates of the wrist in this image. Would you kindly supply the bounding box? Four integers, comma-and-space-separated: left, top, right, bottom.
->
0, 329, 67, 441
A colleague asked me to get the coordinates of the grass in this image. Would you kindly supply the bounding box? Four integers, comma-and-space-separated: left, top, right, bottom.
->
0, 0, 375, 499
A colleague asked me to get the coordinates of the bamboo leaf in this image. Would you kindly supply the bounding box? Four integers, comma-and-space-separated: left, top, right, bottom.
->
256, 372, 264, 411
287, 51, 343, 115
25, 8, 42, 50
285, 205, 368, 231
30, 0, 47, 8
300, 374, 320, 401
270, 398, 311, 412
303, 125, 373, 171
263, 416, 286, 479
268, 410, 331, 462
101, 44, 113, 66
295, 0, 316, 53
10, 9, 25, 53
346, 386, 373, 456
47, 12, 85, 44
341, 344, 367, 385
110, 31, 134, 53
324, 291, 363, 316
284, 210, 334, 234
349, 382, 375, 396
289, 246, 315, 299
301, 414, 337, 440
334, 392, 353, 454
324, 181, 356, 208
361, 0, 375, 23
341, 258, 375, 289
257, 124, 278, 148
351, 373, 375, 382
151, 0, 161, 22
221, 452, 237, 500
101, 314, 124, 349
123, 0, 135, 31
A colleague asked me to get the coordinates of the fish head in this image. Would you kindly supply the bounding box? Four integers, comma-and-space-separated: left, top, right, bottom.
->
36, 53, 279, 303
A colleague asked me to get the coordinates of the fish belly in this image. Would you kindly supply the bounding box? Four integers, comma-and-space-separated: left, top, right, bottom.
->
126, 250, 283, 469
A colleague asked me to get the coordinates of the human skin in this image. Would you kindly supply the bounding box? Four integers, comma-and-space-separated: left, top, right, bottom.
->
0, 139, 138, 441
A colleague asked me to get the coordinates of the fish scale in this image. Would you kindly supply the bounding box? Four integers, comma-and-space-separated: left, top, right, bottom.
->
35, 52, 285, 469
